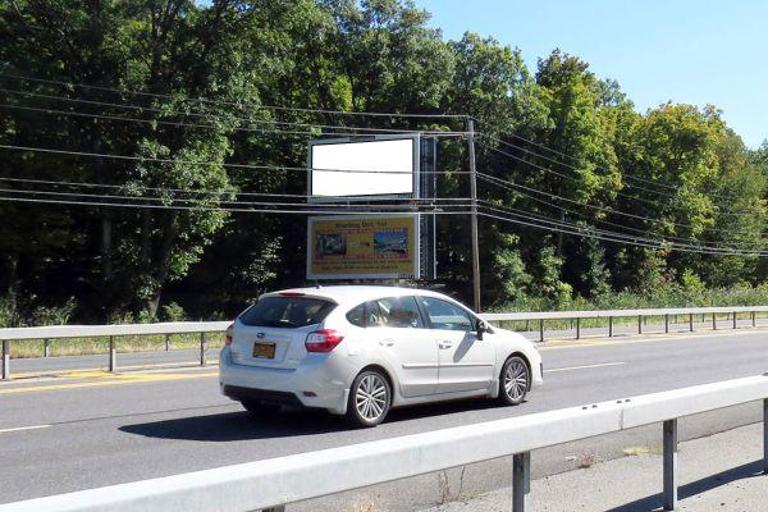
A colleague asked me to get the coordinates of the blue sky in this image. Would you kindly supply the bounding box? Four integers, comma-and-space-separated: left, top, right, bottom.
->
416, 0, 767, 149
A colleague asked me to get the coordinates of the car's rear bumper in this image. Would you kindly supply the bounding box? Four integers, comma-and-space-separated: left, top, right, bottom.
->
221, 385, 305, 408
218, 346, 350, 414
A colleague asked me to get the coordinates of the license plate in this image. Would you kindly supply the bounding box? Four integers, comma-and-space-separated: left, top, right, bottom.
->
252, 342, 276, 359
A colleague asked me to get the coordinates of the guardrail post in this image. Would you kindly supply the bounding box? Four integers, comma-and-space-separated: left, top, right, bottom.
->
108, 336, 116, 372
663, 419, 678, 510
200, 332, 208, 366
733, 312, 737, 329
664, 314, 669, 334
513, 451, 530, 512
689, 313, 694, 332
712, 313, 717, 330
44, 338, 51, 357
576, 318, 581, 340
752, 311, 757, 328
2, 340, 9, 380
165, 334, 171, 351
609, 316, 613, 337
763, 398, 768, 475
539, 320, 544, 343
638, 315, 643, 335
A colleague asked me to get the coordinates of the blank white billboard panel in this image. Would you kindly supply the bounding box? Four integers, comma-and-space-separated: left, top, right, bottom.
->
310, 138, 416, 198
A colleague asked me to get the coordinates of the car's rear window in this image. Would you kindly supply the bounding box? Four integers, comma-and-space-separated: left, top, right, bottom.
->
239, 296, 335, 328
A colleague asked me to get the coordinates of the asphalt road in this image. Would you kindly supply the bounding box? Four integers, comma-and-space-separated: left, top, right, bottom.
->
2, 328, 768, 510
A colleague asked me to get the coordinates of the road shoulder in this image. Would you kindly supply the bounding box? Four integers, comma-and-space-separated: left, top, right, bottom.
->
423, 422, 768, 511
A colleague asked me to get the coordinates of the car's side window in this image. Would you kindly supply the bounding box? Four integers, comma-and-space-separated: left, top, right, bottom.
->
346, 303, 366, 327
367, 296, 425, 329
419, 297, 475, 331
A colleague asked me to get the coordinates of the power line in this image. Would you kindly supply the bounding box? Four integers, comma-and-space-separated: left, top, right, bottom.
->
0, 175, 476, 201
0, 185, 473, 209
477, 206, 766, 257
5, 171, 758, 250
478, 139, 762, 218
0, 73, 469, 119
477, 187, 766, 250
477, 197, 765, 250
477, 172, 766, 239
0, 87, 466, 136
0, 103, 468, 138
2, 180, 762, 257
483, 133, 755, 206
0, 144, 470, 175
0, 192, 472, 215
481, 204, 767, 256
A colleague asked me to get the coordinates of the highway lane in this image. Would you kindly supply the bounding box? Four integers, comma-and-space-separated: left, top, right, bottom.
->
2, 329, 768, 509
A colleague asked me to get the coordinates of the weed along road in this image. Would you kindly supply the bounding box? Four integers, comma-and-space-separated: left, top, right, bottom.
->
3, 330, 768, 510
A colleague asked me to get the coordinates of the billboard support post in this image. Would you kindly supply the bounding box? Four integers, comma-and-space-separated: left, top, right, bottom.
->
468, 118, 481, 313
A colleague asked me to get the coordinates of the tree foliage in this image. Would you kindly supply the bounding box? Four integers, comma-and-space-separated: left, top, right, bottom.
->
0, 0, 765, 323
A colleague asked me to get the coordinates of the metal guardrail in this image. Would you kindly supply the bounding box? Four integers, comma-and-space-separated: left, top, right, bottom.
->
483, 305, 768, 342
0, 321, 230, 380
1, 305, 767, 379
1, 374, 767, 512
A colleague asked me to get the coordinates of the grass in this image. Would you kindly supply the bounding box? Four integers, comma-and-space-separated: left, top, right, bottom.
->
9, 332, 226, 359
623, 445, 663, 457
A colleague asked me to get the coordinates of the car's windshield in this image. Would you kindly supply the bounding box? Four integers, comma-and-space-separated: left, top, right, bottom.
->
240, 296, 335, 328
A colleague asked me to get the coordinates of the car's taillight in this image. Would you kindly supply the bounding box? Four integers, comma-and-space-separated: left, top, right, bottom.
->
224, 323, 234, 346
305, 329, 344, 352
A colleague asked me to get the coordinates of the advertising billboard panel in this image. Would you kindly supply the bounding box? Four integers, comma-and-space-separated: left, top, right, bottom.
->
307, 215, 420, 280
309, 135, 419, 199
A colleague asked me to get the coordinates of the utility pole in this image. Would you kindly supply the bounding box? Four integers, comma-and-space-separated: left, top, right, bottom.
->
467, 118, 481, 312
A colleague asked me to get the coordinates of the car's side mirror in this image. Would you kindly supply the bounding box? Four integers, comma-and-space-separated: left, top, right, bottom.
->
476, 320, 488, 340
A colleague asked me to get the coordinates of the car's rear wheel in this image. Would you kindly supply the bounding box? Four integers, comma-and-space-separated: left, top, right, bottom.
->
240, 400, 281, 417
347, 369, 391, 428
498, 355, 529, 405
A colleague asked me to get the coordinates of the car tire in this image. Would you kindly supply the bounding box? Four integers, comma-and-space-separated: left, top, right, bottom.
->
346, 369, 391, 428
498, 355, 529, 406
240, 400, 281, 417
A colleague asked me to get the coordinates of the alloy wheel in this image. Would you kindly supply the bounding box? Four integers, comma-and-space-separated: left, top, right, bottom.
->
355, 373, 388, 421
504, 359, 529, 401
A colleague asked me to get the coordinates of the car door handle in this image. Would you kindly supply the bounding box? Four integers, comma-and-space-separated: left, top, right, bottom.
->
438, 341, 454, 349
379, 339, 395, 347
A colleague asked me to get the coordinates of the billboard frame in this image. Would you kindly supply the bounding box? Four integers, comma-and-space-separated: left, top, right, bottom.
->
306, 214, 421, 281
307, 133, 421, 202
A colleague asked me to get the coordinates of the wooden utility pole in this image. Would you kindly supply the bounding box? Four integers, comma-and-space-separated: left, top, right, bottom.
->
467, 118, 481, 312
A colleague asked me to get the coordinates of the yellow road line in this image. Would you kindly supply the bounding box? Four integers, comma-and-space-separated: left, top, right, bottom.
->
0, 371, 218, 395
11, 360, 220, 379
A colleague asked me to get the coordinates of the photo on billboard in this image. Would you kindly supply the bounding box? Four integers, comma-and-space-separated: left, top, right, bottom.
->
307, 215, 420, 280
308, 134, 419, 200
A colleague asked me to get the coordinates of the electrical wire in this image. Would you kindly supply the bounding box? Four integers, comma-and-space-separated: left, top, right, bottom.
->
0, 144, 470, 175
477, 207, 765, 257
482, 133, 755, 205
0, 73, 469, 119
0, 185, 473, 209
0, 175, 475, 201
0, 87, 465, 136
478, 139, 761, 219
0, 103, 468, 138
477, 172, 766, 240
0, 194, 473, 215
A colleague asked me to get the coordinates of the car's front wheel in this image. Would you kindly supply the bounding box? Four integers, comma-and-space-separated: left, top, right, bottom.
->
498, 355, 529, 405
347, 369, 391, 428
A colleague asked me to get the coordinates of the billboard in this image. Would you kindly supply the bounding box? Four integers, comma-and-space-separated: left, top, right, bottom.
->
309, 135, 419, 200
307, 215, 420, 280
